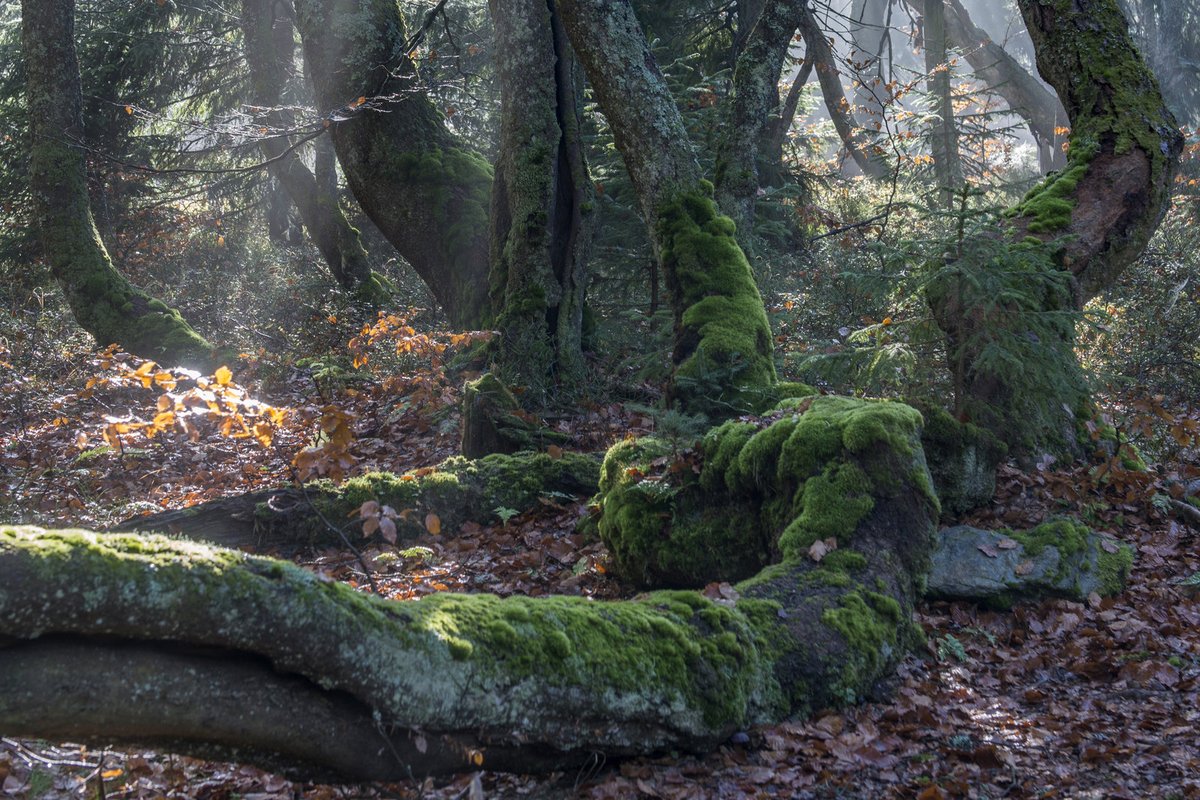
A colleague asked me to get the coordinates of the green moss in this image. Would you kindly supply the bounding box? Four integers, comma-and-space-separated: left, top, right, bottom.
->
822, 549, 867, 572
820, 591, 904, 702
777, 462, 874, 560
1008, 142, 1096, 233
656, 185, 775, 418
1008, 517, 1134, 596
0, 526, 790, 735
598, 396, 935, 587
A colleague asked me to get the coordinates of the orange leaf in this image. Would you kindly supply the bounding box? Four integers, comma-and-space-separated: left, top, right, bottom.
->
425, 513, 442, 535
547, 444, 563, 459
214, 365, 232, 385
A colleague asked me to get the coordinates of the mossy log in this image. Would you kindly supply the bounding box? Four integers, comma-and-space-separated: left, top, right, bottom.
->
0, 397, 940, 779
114, 451, 600, 549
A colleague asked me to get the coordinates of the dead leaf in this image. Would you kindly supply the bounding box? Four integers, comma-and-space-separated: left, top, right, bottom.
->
1015, 559, 1035, 576
997, 537, 1019, 550
425, 513, 441, 535
978, 544, 1000, 558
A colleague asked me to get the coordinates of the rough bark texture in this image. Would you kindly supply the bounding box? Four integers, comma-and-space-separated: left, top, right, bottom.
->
713, 0, 803, 241
905, 0, 1068, 171
239, 0, 380, 298
489, 0, 593, 401
922, 0, 963, 208
292, 0, 492, 327
556, 0, 777, 417
797, 1, 890, 180
0, 395, 939, 778
22, 0, 215, 368
928, 0, 1183, 452
115, 449, 599, 548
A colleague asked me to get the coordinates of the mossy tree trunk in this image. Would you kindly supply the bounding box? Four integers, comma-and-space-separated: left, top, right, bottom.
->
22, 0, 215, 369
928, 0, 1183, 454
713, 0, 806, 247
489, 0, 594, 402
555, 0, 778, 418
922, 0, 963, 209
905, 0, 1068, 172
796, 0, 890, 180
292, 0, 493, 328
0, 397, 939, 779
239, 0, 381, 299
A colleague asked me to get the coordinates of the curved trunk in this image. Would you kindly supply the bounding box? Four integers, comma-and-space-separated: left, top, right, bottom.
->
239, 0, 379, 297
0, 396, 938, 779
555, 0, 777, 418
797, 2, 890, 180
292, 0, 493, 327
929, 0, 1183, 452
489, 0, 593, 402
22, 0, 215, 369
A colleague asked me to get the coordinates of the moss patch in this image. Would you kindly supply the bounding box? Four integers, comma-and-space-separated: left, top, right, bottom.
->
656, 184, 775, 418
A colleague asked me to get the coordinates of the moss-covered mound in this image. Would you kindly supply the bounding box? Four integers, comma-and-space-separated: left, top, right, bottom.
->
915, 403, 1007, 517
597, 396, 938, 588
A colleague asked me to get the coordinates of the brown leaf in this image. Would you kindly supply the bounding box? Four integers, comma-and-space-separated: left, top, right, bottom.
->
379, 517, 397, 544
1015, 559, 1035, 576
977, 544, 1000, 558
996, 537, 1019, 550
425, 513, 442, 535
1100, 537, 1121, 554
546, 444, 563, 459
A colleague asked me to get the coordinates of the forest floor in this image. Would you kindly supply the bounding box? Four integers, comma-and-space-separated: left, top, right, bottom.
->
2, 348, 1199, 800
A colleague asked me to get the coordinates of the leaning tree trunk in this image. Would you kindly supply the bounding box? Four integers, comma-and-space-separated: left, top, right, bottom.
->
22, 0, 215, 369
0, 396, 939, 779
292, 0, 493, 328
929, 0, 1182, 453
556, 0, 779, 419
848, 0, 891, 129
239, 0, 382, 300
922, 0, 962, 208
904, 0, 1068, 172
488, 0, 594, 403
797, 1, 890, 180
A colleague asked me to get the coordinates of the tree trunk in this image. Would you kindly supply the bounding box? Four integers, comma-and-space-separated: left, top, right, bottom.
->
714, 0, 805, 244
797, 1, 890, 180
928, 0, 1182, 453
292, 0, 493, 328
555, 0, 778, 418
848, 0, 890, 127
761, 54, 814, 186
922, 0, 962, 208
904, 0, 1068, 172
489, 0, 593, 402
22, 0, 215, 369
0, 395, 938, 779
239, 0, 382, 299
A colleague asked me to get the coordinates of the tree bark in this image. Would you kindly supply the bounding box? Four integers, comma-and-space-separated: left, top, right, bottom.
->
292, 0, 493, 327
904, 0, 1068, 172
0, 395, 938, 779
714, 0, 806, 243
797, 1, 891, 180
928, 0, 1183, 452
22, 0, 215, 369
555, 0, 778, 418
922, 0, 962, 208
239, 0, 380, 298
489, 0, 593, 402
